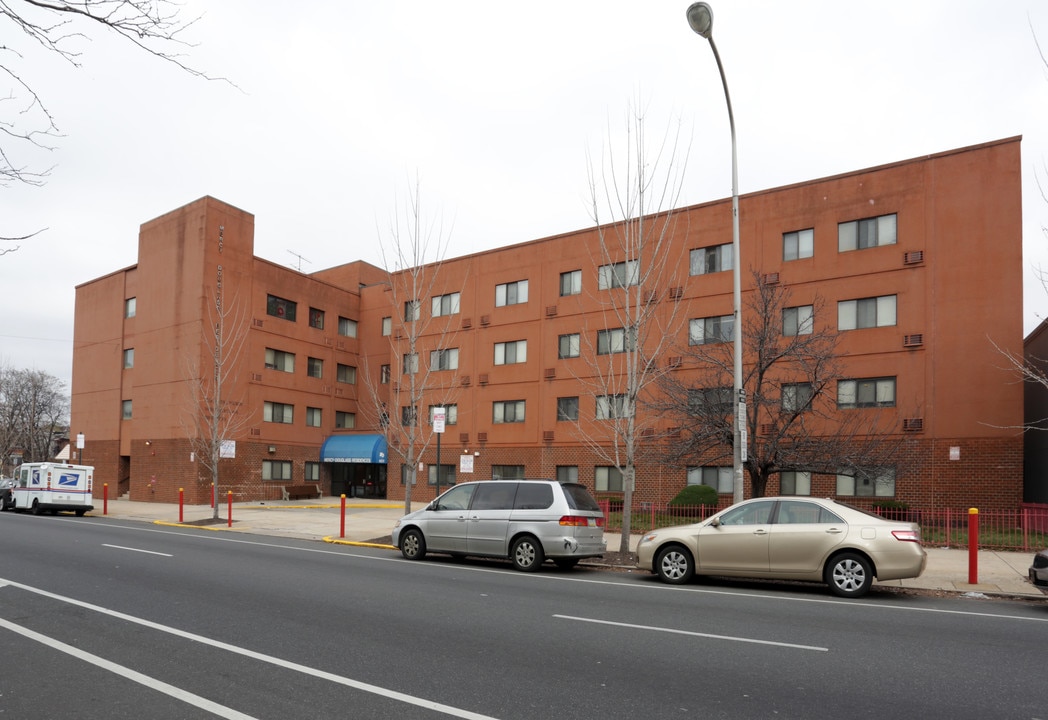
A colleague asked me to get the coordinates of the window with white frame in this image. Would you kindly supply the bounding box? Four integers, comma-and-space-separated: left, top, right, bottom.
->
596, 394, 632, 420
494, 340, 527, 365
780, 471, 812, 496
401, 406, 417, 426
598, 260, 639, 290
782, 305, 814, 336
306, 407, 322, 427
428, 404, 458, 425
264, 401, 294, 424
558, 333, 580, 359
689, 243, 733, 276
309, 308, 325, 329
556, 466, 579, 483
495, 280, 528, 307
123, 348, 134, 369
262, 460, 292, 482
124, 297, 137, 318
836, 467, 896, 497
265, 348, 295, 372
557, 397, 579, 421
687, 466, 732, 494
380, 364, 391, 384
837, 377, 896, 408
430, 348, 459, 371
783, 228, 814, 261
121, 399, 132, 420
337, 364, 356, 384
492, 465, 525, 480
838, 295, 896, 330
595, 466, 624, 492
597, 327, 635, 355
431, 292, 460, 317
782, 382, 814, 412
838, 213, 897, 252
267, 294, 297, 321
305, 462, 320, 482
689, 315, 734, 345
688, 387, 732, 414
307, 357, 323, 378
336, 411, 355, 429
427, 464, 456, 486
493, 400, 525, 424
404, 300, 420, 321
338, 316, 358, 337
560, 270, 582, 296
381, 317, 392, 336
402, 353, 418, 375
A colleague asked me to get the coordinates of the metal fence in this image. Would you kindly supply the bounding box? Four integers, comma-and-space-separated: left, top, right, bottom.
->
599, 501, 1048, 553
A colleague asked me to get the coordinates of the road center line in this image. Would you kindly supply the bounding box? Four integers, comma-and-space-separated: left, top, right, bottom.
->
554, 614, 829, 652
102, 543, 173, 557
0, 578, 500, 720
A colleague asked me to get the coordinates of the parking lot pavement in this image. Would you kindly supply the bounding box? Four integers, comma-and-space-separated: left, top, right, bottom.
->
84, 497, 1047, 600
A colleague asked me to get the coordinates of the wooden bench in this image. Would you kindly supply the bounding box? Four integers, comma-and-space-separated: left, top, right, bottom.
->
281, 484, 321, 501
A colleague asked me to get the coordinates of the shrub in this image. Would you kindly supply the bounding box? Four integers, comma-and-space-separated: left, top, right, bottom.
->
668, 484, 719, 508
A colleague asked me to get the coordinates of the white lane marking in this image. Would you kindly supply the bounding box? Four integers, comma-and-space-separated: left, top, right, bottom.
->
0, 617, 256, 719
0, 578, 500, 720
103, 544, 173, 557
555, 614, 829, 652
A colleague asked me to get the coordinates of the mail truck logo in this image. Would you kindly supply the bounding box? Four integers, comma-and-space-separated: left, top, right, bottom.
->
30, 469, 41, 486
57, 473, 79, 487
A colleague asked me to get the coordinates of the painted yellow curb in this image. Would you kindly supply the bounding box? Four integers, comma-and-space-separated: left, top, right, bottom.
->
323, 536, 397, 549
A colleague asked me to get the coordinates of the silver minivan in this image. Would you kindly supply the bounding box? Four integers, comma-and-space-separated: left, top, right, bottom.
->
391, 479, 607, 571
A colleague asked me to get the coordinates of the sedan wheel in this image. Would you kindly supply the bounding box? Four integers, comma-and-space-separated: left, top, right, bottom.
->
655, 545, 694, 585
826, 552, 873, 598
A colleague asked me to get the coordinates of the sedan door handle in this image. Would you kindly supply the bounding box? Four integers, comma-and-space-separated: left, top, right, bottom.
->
825, 527, 843, 534
753, 529, 768, 536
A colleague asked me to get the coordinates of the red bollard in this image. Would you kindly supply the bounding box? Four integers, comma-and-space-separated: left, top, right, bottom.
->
227, 490, 233, 527
340, 494, 346, 538
103, 483, 108, 515
968, 507, 979, 584
210, 483, 215, 509
179, 487, 184, 523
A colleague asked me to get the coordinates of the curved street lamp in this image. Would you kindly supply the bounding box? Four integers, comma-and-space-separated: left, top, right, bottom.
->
686, 2, 745, 504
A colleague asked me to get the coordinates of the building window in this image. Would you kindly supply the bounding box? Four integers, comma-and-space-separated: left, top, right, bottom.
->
431, 292, 460, 317
597, 327, 635, 355
307, 357, 323, 379
838, 295, 896, 330
838, 377, 896, 409
494, 340, 527, 365
839, 213, 897, 252
265, 348, 295, 373
783, 305, 813, 336
123, 348, 134, 369
495, 280, 529, 307
783, 228, 814, 261
306, 407, 322, 427
492, 465, 525, 480
402, 353, 418, 375
264, 401, 294, 424
689, 243, 733, 276
688, 387, 732, 415
427, 464, 457, 486
596, 394, 632, 420
430, 348, 459, 371
305, 462, 320, 482
687, 466, 732, 494
338, 316, 358, 337
262, 460, 292, 482
598, 260, 639, 290
428, 404, 458, 425
690, 315, 734, 345
493, 400, 525, 424
595, 466, 624, 492
556, 466, 579, 483
336, 411, 356, 429
337, 364, 356, 384
121, 400, 132, 420
124, 297, 137, 318
836, 467, 896, 497
560, 270, 582, 297
782, 382, 814, 412
404, 300, 420, 321
557, 396, 579, 421
267, 294, 297, 321
309, 308, 325, 329
558, 333, 580, 359
780, 471, 812, 496
380, 365, 391, 384
401, 406, 417, 426
382, 317, 392, 336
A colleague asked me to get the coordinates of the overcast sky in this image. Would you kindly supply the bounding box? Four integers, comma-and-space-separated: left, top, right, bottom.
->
4, 0, 1048, 391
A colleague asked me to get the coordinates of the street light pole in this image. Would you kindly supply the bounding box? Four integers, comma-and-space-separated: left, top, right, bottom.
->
686, 2, 745, 504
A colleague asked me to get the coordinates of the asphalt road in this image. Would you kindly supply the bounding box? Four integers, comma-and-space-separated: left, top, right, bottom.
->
1, 512, 1046, 719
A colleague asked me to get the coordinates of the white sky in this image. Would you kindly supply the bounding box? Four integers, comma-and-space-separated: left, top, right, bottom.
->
4, 0, 1048, 391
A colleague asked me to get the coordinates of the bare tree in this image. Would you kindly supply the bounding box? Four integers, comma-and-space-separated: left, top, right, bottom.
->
360, 180, 463, 515
574, 107, 690, 554
658, 271, 912, 498
181, 284, 253, 518
0, 365, 68, 465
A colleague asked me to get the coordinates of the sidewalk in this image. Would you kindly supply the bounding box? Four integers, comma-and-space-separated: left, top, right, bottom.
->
90, 497, 1047, 600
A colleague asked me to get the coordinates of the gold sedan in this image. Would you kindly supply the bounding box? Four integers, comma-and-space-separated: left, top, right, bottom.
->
635, 497, 927, 598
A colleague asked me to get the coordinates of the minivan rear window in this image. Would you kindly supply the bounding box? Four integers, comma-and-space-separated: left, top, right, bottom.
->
561, 483, 601, 511
513, 483, 554, 510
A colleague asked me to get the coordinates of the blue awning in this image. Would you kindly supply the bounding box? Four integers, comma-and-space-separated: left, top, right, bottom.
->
320, 434, 388, 464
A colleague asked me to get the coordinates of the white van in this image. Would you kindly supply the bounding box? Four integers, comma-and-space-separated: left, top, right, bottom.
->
13, 463, 94, 516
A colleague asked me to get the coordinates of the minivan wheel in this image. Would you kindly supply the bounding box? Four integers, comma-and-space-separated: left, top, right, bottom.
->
826, 552, 873, 598
400, 528, 427, 561
655, 544, 694, 585
511, 536, 545, 572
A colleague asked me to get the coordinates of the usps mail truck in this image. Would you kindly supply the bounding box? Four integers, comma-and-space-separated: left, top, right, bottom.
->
13, 463, 94, 516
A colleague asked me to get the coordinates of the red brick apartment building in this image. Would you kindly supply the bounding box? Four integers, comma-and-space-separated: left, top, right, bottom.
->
72, 137, 1024, 511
